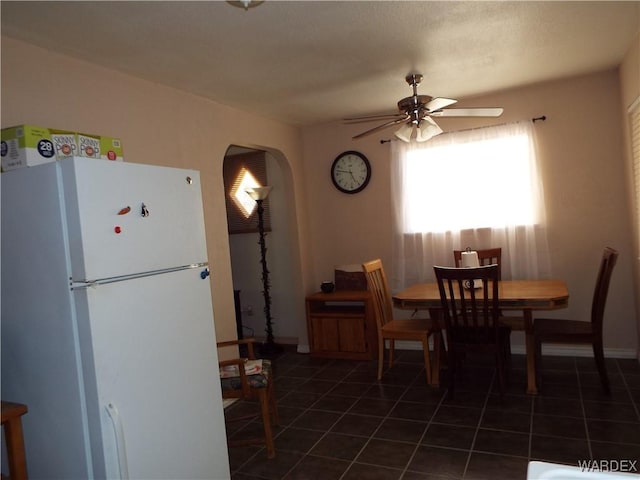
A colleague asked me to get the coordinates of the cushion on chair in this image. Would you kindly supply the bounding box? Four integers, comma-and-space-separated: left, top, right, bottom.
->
220, 359, 272, 391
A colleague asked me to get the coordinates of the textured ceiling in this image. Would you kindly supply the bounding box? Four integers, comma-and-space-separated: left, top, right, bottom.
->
1, 1, 639, 126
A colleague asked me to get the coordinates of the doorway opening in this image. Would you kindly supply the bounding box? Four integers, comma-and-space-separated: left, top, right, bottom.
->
223, 145, 306, 349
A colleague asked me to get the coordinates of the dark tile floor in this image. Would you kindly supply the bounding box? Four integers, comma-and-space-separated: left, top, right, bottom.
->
224, 350, 640, 479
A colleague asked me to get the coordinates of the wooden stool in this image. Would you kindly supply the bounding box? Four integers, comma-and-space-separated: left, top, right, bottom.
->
1, 401, 28, 480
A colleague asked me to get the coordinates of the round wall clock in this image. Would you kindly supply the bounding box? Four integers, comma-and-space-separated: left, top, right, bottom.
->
330, 150, 371, 194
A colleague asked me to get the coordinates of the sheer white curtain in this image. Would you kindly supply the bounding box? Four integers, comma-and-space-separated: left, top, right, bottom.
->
390, 121, 551, 290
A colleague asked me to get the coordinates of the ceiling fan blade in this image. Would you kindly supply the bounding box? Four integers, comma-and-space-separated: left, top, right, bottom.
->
344, 113, 406, 124
425, 97, 457, 112
352, 116, 410, 139
431, 108, 504, 117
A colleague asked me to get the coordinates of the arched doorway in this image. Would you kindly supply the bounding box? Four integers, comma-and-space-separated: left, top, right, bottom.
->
223, 145, 308, 352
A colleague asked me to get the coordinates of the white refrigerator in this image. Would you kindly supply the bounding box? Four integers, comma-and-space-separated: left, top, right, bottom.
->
1, 157, 231, 479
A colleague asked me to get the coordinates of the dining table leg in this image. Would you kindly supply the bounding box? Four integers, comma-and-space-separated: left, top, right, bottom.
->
428, 308, 444, 388
524, 309, 538, 394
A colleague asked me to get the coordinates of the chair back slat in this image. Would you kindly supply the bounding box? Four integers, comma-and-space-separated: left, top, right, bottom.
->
590, 247, 619, 332
362, 259, 394, 331
434, 265, 500, 345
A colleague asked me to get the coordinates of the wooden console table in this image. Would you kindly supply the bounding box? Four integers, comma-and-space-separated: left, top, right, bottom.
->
306, 290, 378, 360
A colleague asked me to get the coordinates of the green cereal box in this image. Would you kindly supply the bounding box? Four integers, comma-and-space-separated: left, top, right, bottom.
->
77, 133, 124, 161
1, 125, 58, 171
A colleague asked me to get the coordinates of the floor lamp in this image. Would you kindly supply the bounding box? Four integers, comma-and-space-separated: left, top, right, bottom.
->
246, 186, 282, 356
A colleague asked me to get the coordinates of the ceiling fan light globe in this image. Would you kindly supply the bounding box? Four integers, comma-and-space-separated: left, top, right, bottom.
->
416, 118, 443, 142
394, 123, 415, 142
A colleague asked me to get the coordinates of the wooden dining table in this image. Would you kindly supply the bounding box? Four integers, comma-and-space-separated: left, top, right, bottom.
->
392, 279, 569, 394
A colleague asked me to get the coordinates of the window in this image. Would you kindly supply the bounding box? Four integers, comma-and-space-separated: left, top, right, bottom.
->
230, 167, 262, 218
223, 150, 271, 234
404, 127, 538, 232
390, 121, 550, 286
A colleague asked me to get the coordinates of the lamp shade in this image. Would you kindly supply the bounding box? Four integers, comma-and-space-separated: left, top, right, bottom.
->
416, 117, 443, 142
394, 123, 415, 142
245, 186, 272, 201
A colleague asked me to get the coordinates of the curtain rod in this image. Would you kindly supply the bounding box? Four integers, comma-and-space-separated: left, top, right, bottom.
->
379, 115, 547, 144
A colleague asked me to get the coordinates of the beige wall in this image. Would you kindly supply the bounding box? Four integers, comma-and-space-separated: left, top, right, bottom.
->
302, 69, 639, 355
618, 32, 640, 356
0, 37, 312, 352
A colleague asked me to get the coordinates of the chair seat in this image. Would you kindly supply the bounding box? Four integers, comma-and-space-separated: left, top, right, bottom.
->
363, 258, 443, 386
534, 318, 594, 338
220, 359, 272, 391
533, 247, 618, 395
381, 318, 437, 335
217, 338, 278, 458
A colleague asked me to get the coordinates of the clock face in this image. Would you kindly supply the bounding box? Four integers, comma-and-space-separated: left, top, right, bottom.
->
330, 151, 371, 194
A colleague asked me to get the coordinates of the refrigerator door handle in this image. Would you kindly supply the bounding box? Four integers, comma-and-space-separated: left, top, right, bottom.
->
70, 263, 210, 289
106, 402, 130, 480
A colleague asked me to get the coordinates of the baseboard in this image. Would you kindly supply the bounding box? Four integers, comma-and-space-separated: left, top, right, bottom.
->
531, 344, 638, 359
391, 340, 638, 360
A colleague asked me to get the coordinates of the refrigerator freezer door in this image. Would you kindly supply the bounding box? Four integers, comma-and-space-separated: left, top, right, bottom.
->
60, 158, 209, 282
74, 266, 229, 479
1, 162, 96, 478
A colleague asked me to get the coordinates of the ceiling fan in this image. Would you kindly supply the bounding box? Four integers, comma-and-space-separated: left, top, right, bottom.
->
345, 73, 504, 142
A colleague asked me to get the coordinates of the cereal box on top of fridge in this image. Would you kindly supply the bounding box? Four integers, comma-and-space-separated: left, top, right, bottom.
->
77, 132, 124, 161
1, 125, 58, 171
51, 131, 79, 160
1, 125, 82, 171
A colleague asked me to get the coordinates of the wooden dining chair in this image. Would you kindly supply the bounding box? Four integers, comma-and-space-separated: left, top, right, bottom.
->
454, 247, 524, 331
362, 259, 442, 385
217, 338, 279, 458
534, 247, 619, 394
434, 264, 511, 399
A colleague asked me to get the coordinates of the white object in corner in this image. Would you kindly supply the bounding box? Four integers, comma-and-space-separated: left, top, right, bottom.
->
527, 461, 639, 479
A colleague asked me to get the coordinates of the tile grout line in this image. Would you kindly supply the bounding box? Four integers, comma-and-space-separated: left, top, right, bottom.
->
278, 358, 366, 479
272, 358, 421, 479
615, 358, 640, 422
528, 377, 535, 466
461, 370, 494, 479
338, 365, 426, 480
398, 376, 448, 479
233, 355, 358, 479
576, 357, 594, 461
